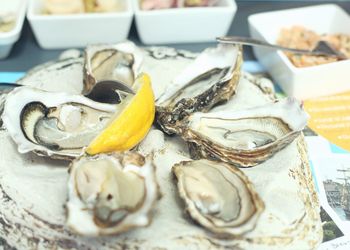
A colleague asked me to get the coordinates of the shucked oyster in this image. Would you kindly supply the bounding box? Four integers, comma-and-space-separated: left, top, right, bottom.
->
182, 98, 308, 167
2, 87, 116, 159
173, 159, 264, 237
66, 152, 159, 236
83, 42, 143, 94
156, 44, 242, 134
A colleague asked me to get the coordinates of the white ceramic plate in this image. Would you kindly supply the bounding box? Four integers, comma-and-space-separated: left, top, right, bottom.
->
27, 0, 133, 49
133, 0, 236, 44
249, 4, 350, 100
0, 0, 27, 59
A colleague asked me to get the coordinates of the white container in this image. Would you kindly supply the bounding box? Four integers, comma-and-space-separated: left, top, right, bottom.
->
133, 0, 236, 44
27, 0, 133, 49
0, 0, 27, 59
248, 4, 350, 100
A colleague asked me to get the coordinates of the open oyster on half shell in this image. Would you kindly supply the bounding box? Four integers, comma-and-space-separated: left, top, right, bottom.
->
182, 98, 308, 167
156, 44, 242, 134
2, 87, 116, 160
83, 42, 143, 94
66, 152, 159, 236
173, 159, 264, 237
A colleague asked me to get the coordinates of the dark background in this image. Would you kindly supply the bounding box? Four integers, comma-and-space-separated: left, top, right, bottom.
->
1, 0, 350, 72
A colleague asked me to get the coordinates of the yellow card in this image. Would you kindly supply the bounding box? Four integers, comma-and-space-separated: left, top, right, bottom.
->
304, 91, 350, 152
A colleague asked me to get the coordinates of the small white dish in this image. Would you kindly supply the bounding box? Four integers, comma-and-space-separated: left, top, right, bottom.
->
0, 0, 27, 59
27, 0, 133, 49
248, 4, 350, 100
133, 0, 236, 44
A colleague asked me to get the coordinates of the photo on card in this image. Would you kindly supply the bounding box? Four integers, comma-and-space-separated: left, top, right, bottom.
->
320, 206, 344, 243
311, 154, 350, 222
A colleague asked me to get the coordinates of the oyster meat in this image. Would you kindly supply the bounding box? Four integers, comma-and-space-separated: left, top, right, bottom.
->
173, 159, 264, 237
66, 152, 159, 236
182, 98, 308, 167
156, 44, 242, 134
2, 87, 116, 159
84, 42, 143, 94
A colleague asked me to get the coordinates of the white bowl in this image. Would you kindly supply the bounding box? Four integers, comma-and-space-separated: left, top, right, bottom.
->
0, 0, 27, 59
133, 0, 236, 44
248, 4, 350, 100
27, 0, 133, 49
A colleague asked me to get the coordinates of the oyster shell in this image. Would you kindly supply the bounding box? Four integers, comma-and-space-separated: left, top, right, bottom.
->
17, 57, 85, 94
156, 44, 242, 134
2, 87, 116, 160
83, 42, 143, 94
182, 98, 308, 167
173, 159, 264, 237
66, 152, 159, 236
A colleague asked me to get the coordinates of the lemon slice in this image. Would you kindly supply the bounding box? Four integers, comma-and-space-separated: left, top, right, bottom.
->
86, 73, 155, 155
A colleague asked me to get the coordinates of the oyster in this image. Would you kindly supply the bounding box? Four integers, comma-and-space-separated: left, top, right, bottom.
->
17, 56, 85, 94
156, 44, 242, 134
182, 98, 308, 167
2, 87, 116, 159
84, 42, 143, 94
66, 152, 159, 236
173, 159, 264, 237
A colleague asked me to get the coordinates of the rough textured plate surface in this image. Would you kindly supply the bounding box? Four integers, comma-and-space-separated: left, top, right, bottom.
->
0, 47, 322, 249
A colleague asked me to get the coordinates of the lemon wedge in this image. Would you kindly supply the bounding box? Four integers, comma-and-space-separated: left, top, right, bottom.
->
86, 73, 155, 155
